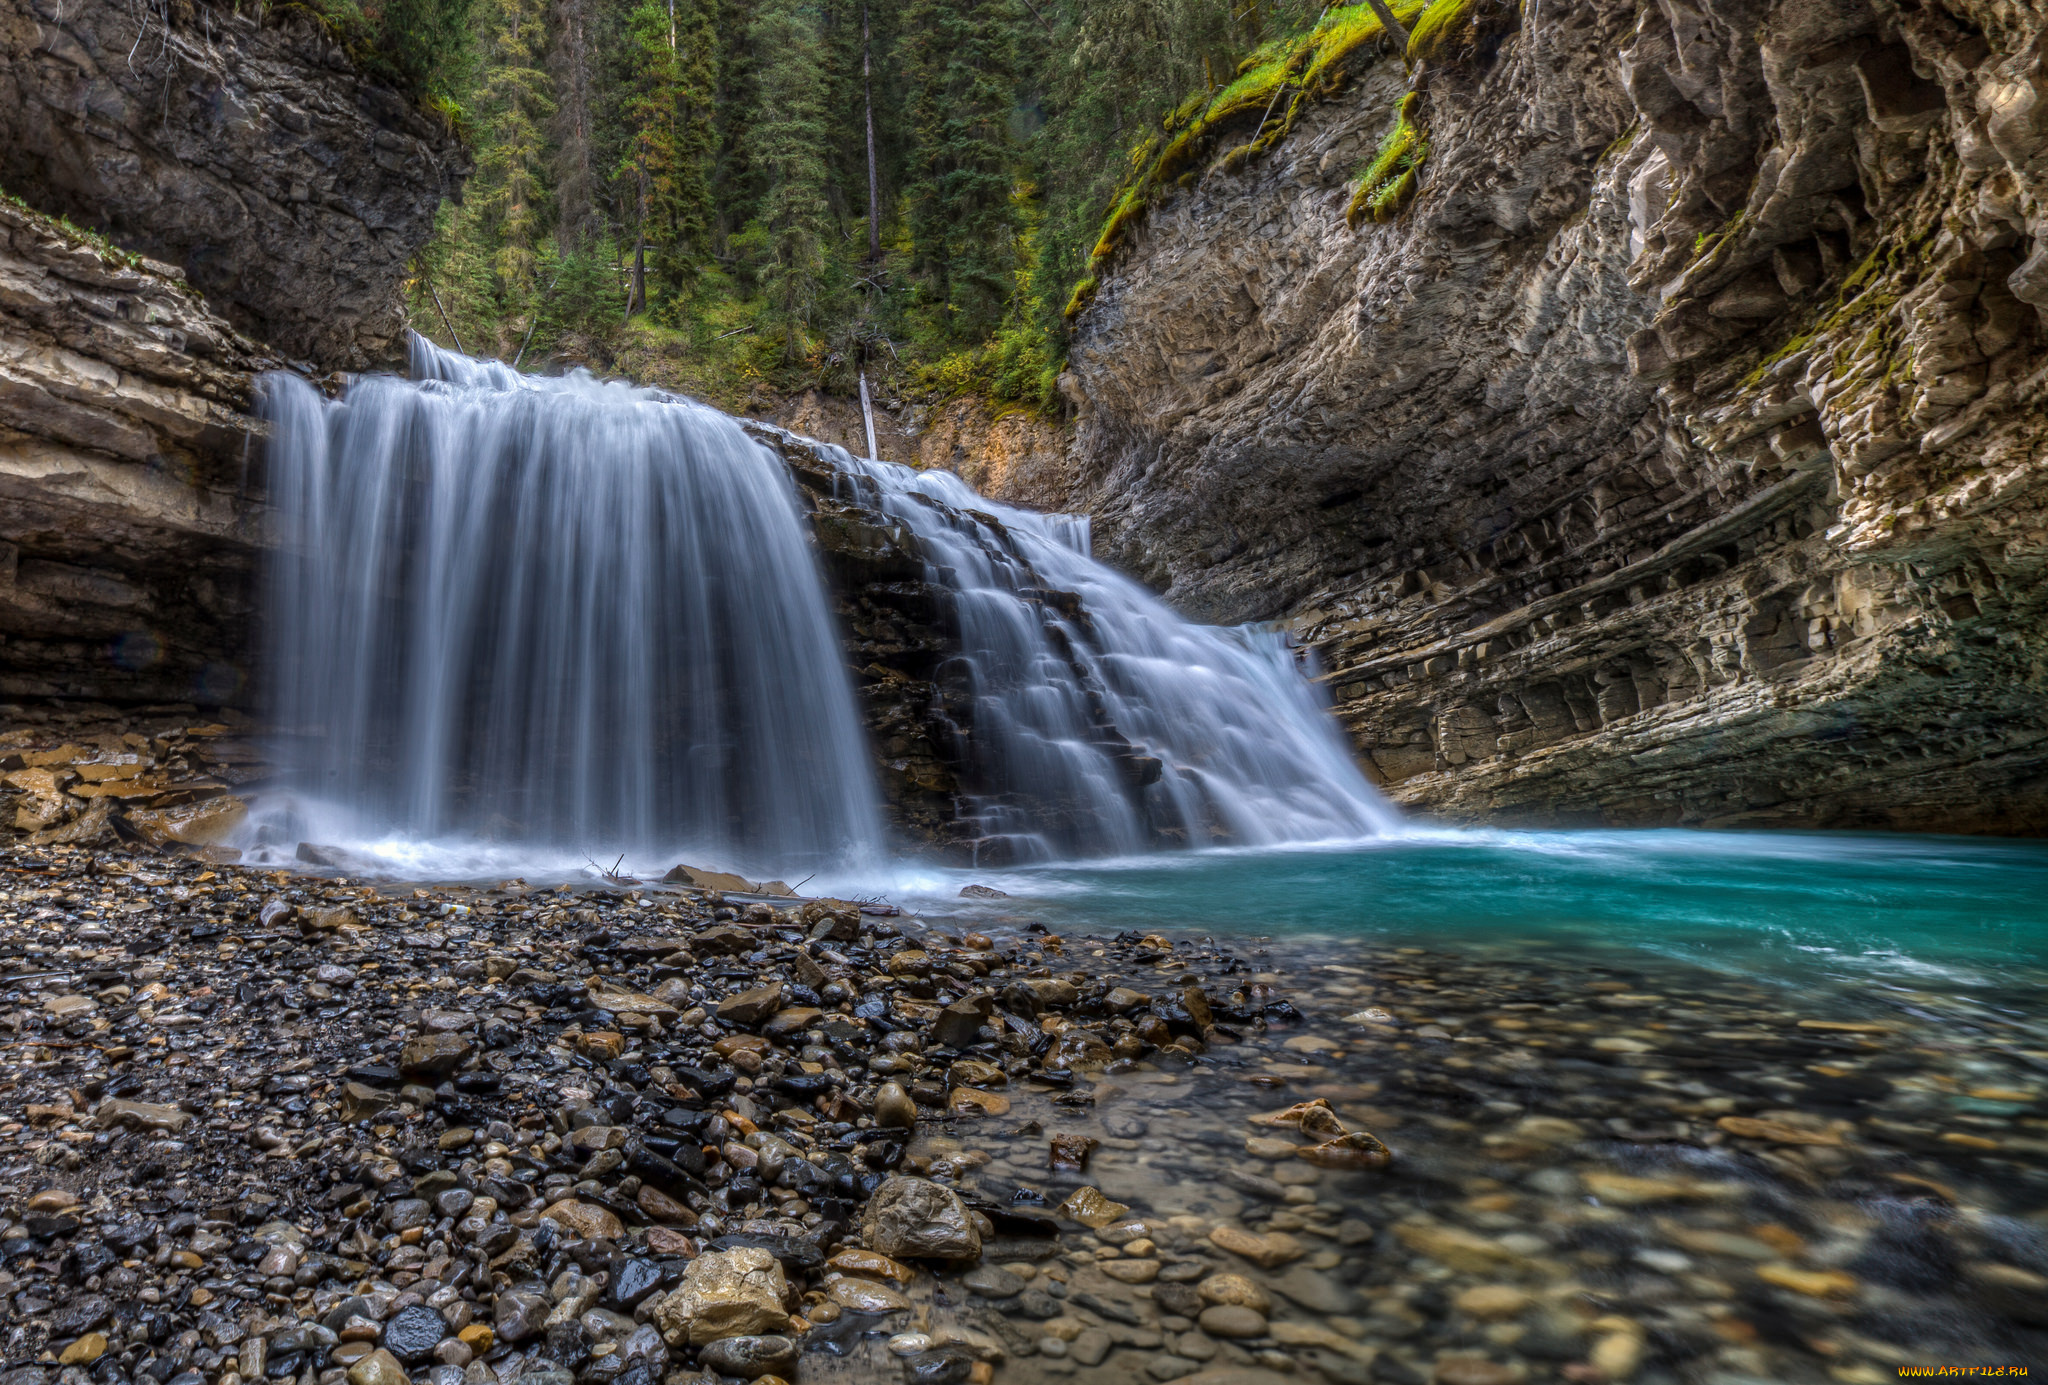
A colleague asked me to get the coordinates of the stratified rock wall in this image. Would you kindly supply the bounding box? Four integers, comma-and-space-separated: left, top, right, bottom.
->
0, 0, 467, 370
1062, 0, 2048, 832
0, 200, 269, 709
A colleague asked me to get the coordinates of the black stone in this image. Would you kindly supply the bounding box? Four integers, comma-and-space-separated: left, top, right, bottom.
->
602, 1257, 678, 1312
381, 1304, 449, 1364
48, 1294, 111, 1336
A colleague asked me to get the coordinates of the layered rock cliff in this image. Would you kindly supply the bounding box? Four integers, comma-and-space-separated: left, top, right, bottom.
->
0, 0, 467, 369
1059, 0, 2048, 833
0, 0, 466, 721
0, 198, 270, 710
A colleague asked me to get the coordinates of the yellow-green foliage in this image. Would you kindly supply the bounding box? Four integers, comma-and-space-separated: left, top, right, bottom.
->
1074, 0, 1431, 301
1063, 275, 1099, 320
1347, 91, 1427, 227
1406, 0, 1515, 63
1301, 0, 1421, 93
1090, 186, 1151, 263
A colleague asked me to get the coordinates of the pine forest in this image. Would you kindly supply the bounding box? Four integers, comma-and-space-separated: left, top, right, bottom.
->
378, 0, 1329, 411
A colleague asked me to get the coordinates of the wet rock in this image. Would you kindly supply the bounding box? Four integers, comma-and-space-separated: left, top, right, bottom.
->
932, 997, 993, 1048
1208, 1226, 1304, 1268
718, 982, 785, 1026
381, 1305, 450, 1364
46, 1296, 110, 1337
1049, 1133, 1099, 1169
827, 1276, 913, 1312
1198, 1274, 1271, 1312
962, 1265, 1024, 1299
540, 1200, 624, 1241
1268, 1266, 1356, 1314
1453, 1285, 1532, 1320
865, 1176, 982, 1260
93, 1099, 190, 1134
1010, 1288, 1062, 1319
1057, 1185, 1130, 1228
1756, 1264, 1859, 1298
654, 1246, 790, 1345
494, 1291, 550, 1344
875, 1080, 918, 1130
346, 1350, 411, 1385
399, 1033, 474, 1079
696, 1334, 796, 1381
1071, 1328, 1114, 1366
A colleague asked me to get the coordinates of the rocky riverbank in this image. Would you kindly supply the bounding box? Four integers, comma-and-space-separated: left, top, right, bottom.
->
0, 841, 2044, 1385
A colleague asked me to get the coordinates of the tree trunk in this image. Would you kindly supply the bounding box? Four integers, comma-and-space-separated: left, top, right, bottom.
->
628, 164, 648, 320
863, 2, 881, 264
1362, 0, 1410, 49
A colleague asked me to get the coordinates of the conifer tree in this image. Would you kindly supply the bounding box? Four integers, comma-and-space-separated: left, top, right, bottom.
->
897, 0, 1020, 342
747, 0, 835, 357
470, 0, 558, 348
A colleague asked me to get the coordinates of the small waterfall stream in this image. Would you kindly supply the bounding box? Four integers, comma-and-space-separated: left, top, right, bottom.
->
259, 341, 884, 873
256, 341, 1392, 873
818, 445, 1398, 860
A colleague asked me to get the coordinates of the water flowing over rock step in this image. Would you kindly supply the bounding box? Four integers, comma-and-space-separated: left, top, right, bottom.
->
248, 339, 1394, 872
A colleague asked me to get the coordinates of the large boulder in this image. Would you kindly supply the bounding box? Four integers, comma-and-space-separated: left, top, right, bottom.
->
652, 1247, 789, 1346
862, 1175, 981, 1261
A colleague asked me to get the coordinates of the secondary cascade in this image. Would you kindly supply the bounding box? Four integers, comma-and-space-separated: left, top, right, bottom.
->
814, 442, 1398, 860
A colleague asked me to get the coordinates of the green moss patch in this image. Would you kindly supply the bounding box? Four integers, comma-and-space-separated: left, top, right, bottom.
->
1067, 0, 1430, 318
1347, 90, 1427, 227
1406, 0, 1514, 63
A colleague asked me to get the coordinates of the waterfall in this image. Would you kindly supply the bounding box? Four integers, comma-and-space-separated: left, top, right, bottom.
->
258, 339, 885, 874
814, 443, 1400, 862
255, 339, 1392, 875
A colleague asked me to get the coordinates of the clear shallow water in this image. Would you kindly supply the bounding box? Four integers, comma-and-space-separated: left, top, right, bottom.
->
904, 828, 2048, 990
261, 824, 2048, 990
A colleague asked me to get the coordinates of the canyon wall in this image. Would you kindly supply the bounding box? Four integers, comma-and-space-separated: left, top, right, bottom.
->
0, 0, 467, 370
0, 0, 465, 714
1059, 0, 2048, 832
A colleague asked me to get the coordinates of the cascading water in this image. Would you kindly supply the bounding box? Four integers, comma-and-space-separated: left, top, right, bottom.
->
257, 339, 884, 874
254, 338, 1392, 874
814, 442, 1400, 861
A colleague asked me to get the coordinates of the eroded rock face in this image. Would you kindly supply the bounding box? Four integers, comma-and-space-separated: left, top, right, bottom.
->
1061, 0, 2048, 832
0, 198, 268, 708
0, 0, 467, 370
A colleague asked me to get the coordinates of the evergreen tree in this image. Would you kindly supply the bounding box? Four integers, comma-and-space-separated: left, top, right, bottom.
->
549, 0, 601, 250
747, 0, 835, 357
404, 0, 1315, 390
897, 0, 1020, 343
